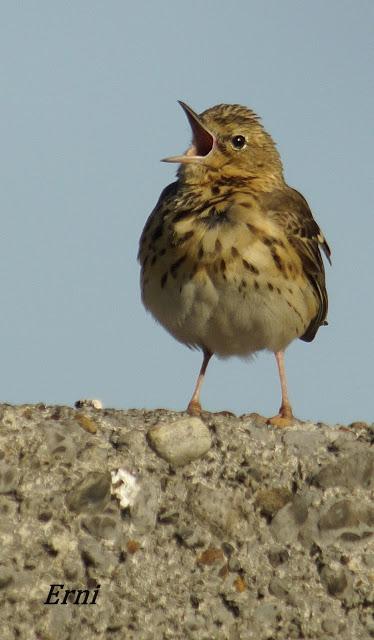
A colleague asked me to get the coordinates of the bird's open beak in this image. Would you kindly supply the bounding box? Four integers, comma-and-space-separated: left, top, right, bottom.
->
162, 101, 216, 164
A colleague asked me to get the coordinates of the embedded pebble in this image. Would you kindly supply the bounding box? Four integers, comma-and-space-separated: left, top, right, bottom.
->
147, 416, 212, 466
65, 471, 111, 513
75, 413, 98, 434
188, 482, 242, 535
312, 449, 374, 489
254, 487, 292, 518
130, 478, 160, 534
0, 566, 14, 588
320, 565, 349, 596
318, 499, 359, 530
0, 464, 19, 494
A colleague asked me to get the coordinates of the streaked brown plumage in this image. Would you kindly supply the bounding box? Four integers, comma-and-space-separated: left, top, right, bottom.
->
138, 102, 331, 425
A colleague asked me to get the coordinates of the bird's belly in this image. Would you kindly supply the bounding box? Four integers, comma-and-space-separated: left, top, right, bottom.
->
142, 265, 314, 356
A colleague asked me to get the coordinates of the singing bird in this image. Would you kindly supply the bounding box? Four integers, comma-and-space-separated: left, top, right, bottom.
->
138, 102, 331, 426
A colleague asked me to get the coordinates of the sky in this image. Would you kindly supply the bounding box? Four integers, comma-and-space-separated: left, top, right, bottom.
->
0, 1, 372, 425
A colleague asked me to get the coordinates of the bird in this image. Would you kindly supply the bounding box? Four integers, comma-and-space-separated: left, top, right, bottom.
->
138, 101, 331, 426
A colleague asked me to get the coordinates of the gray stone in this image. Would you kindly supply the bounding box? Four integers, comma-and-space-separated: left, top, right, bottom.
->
81, 512, 120, 540
0, 566, 14, 588
362, 553, 374, 568
312, 450, 374, 489
322, 617, 341, 635
268, 576, 291, 600
42, 423, 79, 463
255, 486, 292, 518
268, 547, 289, 567
147, 417, 211, 466
0, 463, 19, 493
174, 523, 208, 549
270, 502, 300, 544
318, 499, 360, 530
0, 496, 18, 532
130, 478, 160, 534
0, 403, 372, 640
282, 429, 327, 454
291, 493, 310, 524
252, 602, 280, 626
78, 537, 114, 573
65, 471, 111, 513
187, 482, 242, 535
320, 565, 348, 596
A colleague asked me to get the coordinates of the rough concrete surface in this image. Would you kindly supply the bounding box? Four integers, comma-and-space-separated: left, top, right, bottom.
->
0, 403, 373, 640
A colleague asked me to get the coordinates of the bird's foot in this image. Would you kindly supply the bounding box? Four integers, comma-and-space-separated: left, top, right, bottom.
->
187, 404, 235, 418
267, 405, 298, 428
186, 400, 202, 417
267, 415, 295, 428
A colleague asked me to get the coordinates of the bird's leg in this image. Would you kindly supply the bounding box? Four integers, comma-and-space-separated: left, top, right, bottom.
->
267, 350, 295, 427
187, 349, 212, 416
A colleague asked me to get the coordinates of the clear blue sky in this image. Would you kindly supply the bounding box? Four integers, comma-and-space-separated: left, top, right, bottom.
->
0, 1, 372, 424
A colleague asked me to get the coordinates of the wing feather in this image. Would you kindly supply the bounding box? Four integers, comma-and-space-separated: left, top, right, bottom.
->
263, 187, 331, 342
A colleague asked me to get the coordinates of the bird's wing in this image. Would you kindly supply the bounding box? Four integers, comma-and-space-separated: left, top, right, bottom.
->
138, 181, 179, 262
264, 187, 331, 342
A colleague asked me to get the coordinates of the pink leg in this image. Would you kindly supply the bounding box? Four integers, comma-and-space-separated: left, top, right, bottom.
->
267, 350, 295, 426
187, 349, 212, 416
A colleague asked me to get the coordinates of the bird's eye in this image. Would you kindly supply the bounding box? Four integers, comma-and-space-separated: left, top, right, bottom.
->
231, 135, 246, 149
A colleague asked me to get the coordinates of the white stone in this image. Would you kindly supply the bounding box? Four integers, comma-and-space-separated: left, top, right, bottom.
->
147, 417, 212, 467
111, 468, 139, 508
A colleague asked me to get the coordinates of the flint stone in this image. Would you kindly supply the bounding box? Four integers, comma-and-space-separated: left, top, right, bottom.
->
131, 478, 161, 534
66, 471, 111, 513
318, 499, 359, 531
81, 513, 120, 540
320, 565, 348, 596
0, 464, 19, 494
147, 417, 211, 466
78, 537, 115, 574
187, 483, 242, 536
268, 576, 292, 601
282, 430, 327, 454
0, 566, 14, 588
270, 501, 305, 545
312, 450, 374, 489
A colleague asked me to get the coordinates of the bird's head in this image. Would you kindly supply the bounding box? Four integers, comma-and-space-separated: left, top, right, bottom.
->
163, 101, 284, 187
